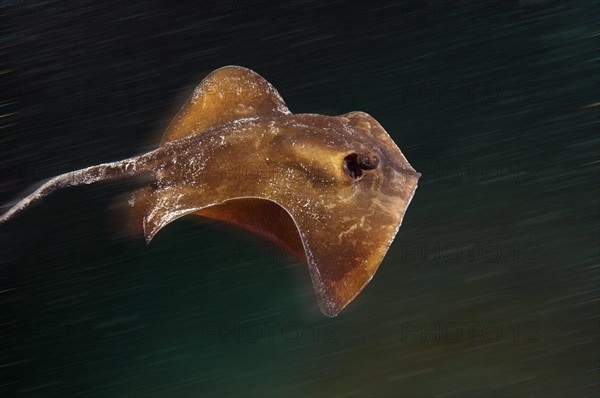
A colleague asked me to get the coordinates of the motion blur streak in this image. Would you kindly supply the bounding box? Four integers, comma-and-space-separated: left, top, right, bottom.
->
1, 1, 598, 397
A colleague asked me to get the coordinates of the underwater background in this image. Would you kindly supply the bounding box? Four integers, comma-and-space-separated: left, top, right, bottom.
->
1, 1, 598, 397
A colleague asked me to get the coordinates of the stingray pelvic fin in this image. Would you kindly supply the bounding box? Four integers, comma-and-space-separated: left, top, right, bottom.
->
161, 66, 291, 144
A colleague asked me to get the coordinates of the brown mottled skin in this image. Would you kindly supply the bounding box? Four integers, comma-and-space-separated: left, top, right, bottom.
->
0, 66, 420, 317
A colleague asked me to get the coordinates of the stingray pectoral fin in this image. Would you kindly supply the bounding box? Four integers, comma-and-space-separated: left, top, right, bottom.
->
195, 198, 305, 258
128, 188, 375, 316
194, 195, 418, 318
294, 176, 420, 317
128, 186, 217, 243
129, 188, 304, 254
129, 179, 418, 317
161, 66, 291, 144
130, 189, 307, 258
298, 220, 402, 317
295, 235, 382, 317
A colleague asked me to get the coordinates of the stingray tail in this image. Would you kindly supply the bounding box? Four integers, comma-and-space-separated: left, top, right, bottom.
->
0, 150, 160, 225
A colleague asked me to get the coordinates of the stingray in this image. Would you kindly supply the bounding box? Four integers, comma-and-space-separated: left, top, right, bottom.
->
0, 66, 420, 316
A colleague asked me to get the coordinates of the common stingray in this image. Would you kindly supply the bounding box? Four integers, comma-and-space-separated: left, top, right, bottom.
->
0, 66, 420, 316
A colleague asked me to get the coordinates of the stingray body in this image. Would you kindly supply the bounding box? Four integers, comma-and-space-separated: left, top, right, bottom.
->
0, 66, 420, 316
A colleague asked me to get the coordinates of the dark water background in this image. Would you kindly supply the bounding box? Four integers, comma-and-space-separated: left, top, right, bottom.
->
1, 1, 598, 397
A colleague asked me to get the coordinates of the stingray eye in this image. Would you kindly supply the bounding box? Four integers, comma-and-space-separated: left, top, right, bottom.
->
358, 152, 379, 170
343, 151, 379, 180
